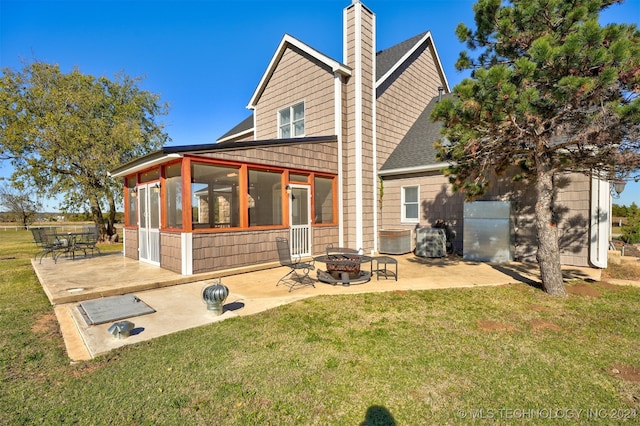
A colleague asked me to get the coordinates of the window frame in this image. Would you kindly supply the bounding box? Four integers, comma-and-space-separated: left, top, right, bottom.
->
401, 185, 420, 223
278, 101, 305, 139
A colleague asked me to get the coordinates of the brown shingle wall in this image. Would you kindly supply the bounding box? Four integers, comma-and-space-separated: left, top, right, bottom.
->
124, 228, 139, 260
190, 227, 337, 274
254, 46, 336, 140
160, 232, 182, 273
312, 226, 340, 255
376, 43, 445, 169
381, 171, 591, 266
192, 229, 289, 274
198, 142, 338, 174
380, 173, 464, 252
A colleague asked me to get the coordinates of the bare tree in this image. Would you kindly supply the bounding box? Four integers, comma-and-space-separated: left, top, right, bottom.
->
0, 185, 42, 229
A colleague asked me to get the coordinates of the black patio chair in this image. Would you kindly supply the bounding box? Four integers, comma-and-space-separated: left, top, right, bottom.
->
276, 237, 315, 292
31, 227, 70, 263
74, 226, 101, 257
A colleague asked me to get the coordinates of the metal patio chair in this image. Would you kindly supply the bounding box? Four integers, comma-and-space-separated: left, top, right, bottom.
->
31, 227, 70, 263
275, 237, 315, 292
73, 226, 101, 257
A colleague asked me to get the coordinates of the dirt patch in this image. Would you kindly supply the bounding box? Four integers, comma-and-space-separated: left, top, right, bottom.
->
31, 313, 59, 335
477, 320, 516, 332
530, 319, 562, 332
611, 364, 640, 385
594, 282, 623, 292
566, 283, 601, 297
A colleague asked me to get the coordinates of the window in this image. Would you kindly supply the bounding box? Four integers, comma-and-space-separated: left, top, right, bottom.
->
402, 186, 419, 222
248, 169, 283, 226
191, 163, 240, 229
165, 163, 182, 228
279, 102, 305, 138
314, 176, 334, 224
126, 177, 137, 226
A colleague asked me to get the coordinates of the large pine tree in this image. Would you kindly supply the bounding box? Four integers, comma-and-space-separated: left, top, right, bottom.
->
433, 0, 640, 296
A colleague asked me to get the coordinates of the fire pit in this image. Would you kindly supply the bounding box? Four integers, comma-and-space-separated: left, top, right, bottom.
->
314, 253, 372, 285
325, 254, 362, 280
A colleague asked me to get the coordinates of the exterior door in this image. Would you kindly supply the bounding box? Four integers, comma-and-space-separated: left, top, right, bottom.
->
138, 183, 161, 265
289, 185, 311, 257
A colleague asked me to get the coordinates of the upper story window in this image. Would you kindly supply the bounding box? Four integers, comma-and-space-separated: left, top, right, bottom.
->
278, 102, 305, 138
402, 185, 419, 223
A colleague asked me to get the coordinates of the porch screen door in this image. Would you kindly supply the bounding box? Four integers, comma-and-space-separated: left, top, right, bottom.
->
138, 184, 161, 265
289, 185, 311, 257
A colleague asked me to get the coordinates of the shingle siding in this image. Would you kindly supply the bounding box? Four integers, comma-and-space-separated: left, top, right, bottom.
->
380, 170, 591, 266
255, 46, 336, 140
377, 43, 445, 170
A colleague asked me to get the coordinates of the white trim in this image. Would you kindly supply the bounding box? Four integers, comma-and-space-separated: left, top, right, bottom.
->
589, 175, 609, 268
371, 11, 378, 255
278, 100, 305, 139
401, 185, 420, 223
378, 162, 450, 177
248, 34, 351, 109
181, 232, 193, 275
375, 31, 451, 93
335, 72, 345, 247
216, 128, 254, 143
109, 153, 182, 178
354, 2, 364, 250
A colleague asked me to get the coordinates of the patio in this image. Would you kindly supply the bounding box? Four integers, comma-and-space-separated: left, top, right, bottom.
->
32, 251, 601, 361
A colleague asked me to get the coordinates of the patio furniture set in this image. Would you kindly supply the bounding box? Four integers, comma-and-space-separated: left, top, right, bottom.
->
31, 227, 101, 264
276, 237, 398, 292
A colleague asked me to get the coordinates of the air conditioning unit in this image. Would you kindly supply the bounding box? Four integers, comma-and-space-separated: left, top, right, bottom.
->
379, 229, 412, 254
415, 227, 446, 258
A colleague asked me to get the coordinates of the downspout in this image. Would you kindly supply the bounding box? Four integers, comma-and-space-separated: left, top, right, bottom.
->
335, 71, 344, 247
589, 175, 609, 268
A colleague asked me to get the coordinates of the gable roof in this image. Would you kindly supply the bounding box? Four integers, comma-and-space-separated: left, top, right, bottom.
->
376, 31, 427, 80
379, 93, 453, 176
376, 30, 450, 91
247, 34, 352, 109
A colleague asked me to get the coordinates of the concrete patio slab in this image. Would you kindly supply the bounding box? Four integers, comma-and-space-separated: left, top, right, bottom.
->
34, 252, 602, 361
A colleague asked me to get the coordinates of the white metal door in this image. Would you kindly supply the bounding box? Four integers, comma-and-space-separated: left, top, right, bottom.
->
289, 185, 311, 257
138, 183, 161, 265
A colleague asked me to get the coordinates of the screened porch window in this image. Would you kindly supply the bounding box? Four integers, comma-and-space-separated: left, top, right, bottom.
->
314, 176, 334, 224
248, 169, 282, 226
126, 176, 137, 226
165, 163, 182, 228
191, 163, 240, 229
278, 102, 305, 138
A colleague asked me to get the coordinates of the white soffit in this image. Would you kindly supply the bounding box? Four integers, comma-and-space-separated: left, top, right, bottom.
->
109, 153, 182, 178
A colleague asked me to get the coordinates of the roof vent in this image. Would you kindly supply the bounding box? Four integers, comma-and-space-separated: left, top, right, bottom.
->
438, 86, 444, 102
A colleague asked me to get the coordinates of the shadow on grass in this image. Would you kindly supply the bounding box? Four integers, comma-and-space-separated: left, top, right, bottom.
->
360, 405, 396, 426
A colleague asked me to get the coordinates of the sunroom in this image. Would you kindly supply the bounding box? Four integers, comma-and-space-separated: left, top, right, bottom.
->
109, 137, 340, 275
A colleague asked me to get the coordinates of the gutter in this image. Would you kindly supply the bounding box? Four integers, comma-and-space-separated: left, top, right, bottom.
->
378, 162, 449, 177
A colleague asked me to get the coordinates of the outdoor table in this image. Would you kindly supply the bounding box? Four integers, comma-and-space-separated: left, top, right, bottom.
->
62, 231, 94, 260
314, 253, 373, 285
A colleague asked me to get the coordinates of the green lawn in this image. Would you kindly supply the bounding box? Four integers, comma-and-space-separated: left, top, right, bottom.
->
1, 230, 639, 424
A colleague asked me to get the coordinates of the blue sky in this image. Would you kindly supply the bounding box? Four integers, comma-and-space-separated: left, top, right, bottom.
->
1, 0, 639, 209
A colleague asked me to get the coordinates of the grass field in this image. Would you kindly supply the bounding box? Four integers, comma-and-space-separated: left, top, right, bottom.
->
1, 230, 639, 424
